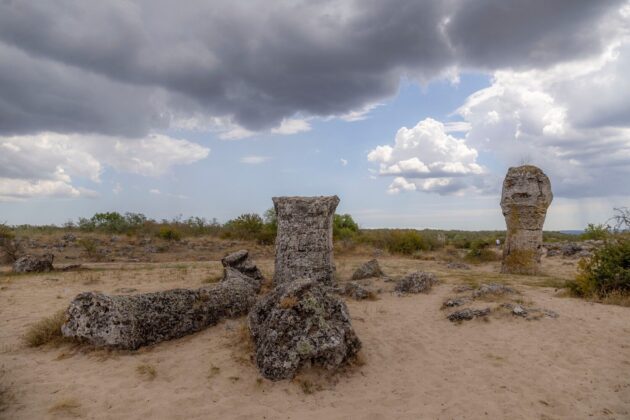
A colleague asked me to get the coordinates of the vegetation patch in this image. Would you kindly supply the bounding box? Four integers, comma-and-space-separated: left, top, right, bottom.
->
23, 310, 67, 348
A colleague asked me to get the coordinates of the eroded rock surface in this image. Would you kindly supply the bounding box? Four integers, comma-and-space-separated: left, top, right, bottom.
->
12, 253, 54, 273
500, 165, 553, 274
339, 281, 375, 300
351, 259, 384, 280
248, 278, 361, 381
447, 308, 491, 322
62, 270, 258, 349
272, 196, 339, 286
394, 271, 438, 294
221, 249, 264, 283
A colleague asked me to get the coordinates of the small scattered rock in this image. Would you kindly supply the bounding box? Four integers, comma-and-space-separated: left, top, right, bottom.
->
442, 298, 467, 308
58, 264, 83, 272
221, 250, 264, 282
340, 281, 375, 300
447, 308, 491, 322
248, 279, 361, 381
452, 285, 473, 293
114, 287, 138, 294
351, 259, 384, 280
12, 253, 54, 273
394, 271, 438, 294
446, 261, 471, 270
471, 283, 515, 298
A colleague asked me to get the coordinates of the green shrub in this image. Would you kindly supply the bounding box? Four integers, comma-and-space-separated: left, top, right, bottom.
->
569, 236, 630, 297
464, 239, 501, 263
333, 214, 359, 241
385, 230, 427, 255
222, 213, 264, 239
581, 223, 610, 240
157, 226, 181, 241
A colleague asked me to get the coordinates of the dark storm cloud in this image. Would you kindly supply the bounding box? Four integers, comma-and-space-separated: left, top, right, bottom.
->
0, 0, 625, 136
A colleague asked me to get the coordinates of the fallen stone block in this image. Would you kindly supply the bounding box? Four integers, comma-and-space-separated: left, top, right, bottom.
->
221, 249, 264, 283
61, 269, 258, 349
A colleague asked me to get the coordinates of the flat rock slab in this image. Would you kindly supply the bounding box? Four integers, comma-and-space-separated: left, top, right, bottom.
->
248, 278, 361, 381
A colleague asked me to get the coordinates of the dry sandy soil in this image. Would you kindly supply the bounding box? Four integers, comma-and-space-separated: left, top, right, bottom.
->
1, 255, 629, 420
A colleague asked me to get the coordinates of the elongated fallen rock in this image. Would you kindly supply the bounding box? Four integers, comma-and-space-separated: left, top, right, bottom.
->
61, 269, 258, 349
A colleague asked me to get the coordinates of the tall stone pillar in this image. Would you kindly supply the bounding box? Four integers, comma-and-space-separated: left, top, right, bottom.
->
272, 195, 339, 286
500, 165, 553, 274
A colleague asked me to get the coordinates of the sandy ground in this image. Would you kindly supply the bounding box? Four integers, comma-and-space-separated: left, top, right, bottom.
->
1, 257, 630, 419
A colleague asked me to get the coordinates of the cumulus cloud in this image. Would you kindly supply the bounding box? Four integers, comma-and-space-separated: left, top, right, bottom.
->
0, 0, 625, 136
368, 118, 484, 194
0, 133, 209, 201
455, 36, 630, 198
340, 158, 348, 166
271, 119, 312, 135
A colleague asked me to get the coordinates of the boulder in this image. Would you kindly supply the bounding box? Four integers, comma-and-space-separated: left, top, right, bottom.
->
62, 269, 258, 350
340, 281, 375, 300
12, 253, 54, 273
248, 279, 361, 381
221, 249, 264, 282
394, 271, 438, 294
351, 259, 384, 280
272, 196, 339, 286
500, 165, 553, 274
447, 308, 491, 322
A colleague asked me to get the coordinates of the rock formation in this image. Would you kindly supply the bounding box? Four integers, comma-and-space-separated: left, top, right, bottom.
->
221, 249, 264, 282
351, 259, 384, 280
394, 271, 438, 294
272, 196, 339, 286
500, 165, 553, 274
62, 267, 258, 349
248, 279, 362, 381
13, 253, 54, 273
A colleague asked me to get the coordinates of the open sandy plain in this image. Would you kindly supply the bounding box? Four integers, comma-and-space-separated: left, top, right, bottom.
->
1, 253, 629, 420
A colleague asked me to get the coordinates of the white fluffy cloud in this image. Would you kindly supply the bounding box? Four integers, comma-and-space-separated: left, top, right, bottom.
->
456, 35, 630, 197
368, 118, 484, 194
0, 133, 209, 200
371, 24, 630, 198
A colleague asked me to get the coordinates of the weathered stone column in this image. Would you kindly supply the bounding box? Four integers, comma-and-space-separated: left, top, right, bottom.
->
272, 195, 339, 286
500, 165, 553, 274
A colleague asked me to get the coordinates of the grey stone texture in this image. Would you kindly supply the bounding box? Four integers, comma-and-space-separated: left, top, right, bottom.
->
221, 249, 264, 283
351, 259, 384, 280
248, 278, 362, 381
394, 271, 438, 294
500, 165, 553, 274
61, 267, 258, 349
13, 253, 54, 273
272, 196, 339, 286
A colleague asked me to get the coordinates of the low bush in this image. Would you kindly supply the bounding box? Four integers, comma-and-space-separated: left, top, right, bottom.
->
157, 226, 181, 241
568, 236, 630, 297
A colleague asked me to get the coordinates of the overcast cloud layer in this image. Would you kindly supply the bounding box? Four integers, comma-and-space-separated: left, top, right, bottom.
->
0, 0, 629, 211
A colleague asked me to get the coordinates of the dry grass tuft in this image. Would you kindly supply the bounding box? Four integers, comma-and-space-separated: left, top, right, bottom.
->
229, 320, 255, 365
136, 363, 157, 380
48, 398, 82, 417
23, 310, 67, 348
279, 295, 298, 309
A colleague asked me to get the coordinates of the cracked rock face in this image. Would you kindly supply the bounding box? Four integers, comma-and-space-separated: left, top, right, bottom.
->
13, 253, 54, 273
61, 269, 258, 350
500, 165, 553, 274
248, 278, 361, 381
272, 196, 339, 286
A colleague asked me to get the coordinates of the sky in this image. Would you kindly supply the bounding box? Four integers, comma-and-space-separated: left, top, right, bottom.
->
0, 0, 629, 230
